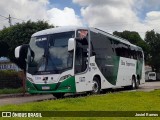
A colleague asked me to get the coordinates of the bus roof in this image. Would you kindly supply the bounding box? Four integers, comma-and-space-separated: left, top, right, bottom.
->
32, 26, 89, 37
32, 26, 142, 51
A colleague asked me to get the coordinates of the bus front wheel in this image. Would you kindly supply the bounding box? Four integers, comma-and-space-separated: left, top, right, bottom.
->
92, 77, 101, 94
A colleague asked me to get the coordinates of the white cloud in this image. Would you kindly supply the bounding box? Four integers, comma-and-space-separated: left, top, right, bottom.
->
0, 0, 83, 29
145, 11, 160, 32
146, 11, 160, 20
0, 0, 49, 29
73, 0, 135, 7
1, 0, 160, 39
0, 0, 49, 28
73, 0, 160, 39
74, 0, 140, 31
47, 7, 83, 26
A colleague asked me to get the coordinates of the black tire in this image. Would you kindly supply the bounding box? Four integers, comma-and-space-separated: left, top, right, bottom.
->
53, 93, 65, 99
135, 79, 140, 89
131, 77, 136, 90
92, 77, 101, 94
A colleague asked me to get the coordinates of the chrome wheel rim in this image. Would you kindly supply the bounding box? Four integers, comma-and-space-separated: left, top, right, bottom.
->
93, 81, 98, 93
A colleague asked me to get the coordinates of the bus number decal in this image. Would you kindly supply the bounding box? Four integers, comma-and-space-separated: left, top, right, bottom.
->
79, 77, 85, 82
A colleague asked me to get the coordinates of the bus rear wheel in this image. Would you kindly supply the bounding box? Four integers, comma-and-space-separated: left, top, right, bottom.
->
92, 77, 101, 94
135, 79, 140, 89
52, 93, 65, 99
131, 77, 136, 90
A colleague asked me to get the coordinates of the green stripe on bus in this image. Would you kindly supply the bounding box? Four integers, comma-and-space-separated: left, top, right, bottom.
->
105, 56, 120, 85
136, 59, 143, 79
26, 76, 76, 93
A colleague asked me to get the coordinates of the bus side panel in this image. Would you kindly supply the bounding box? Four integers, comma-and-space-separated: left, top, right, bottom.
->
75, 56, 115, 93
90, 31, 119, 86
116, 57, 136, 86
75, 57, 116, 93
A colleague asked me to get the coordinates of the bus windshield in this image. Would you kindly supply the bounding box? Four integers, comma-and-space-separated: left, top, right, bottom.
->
27, 31, 75, 75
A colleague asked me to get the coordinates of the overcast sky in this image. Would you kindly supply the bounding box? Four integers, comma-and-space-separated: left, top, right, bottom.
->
0, 0, 160, 38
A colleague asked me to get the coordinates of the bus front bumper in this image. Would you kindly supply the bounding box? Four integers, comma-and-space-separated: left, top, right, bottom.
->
26, 76, 76, 94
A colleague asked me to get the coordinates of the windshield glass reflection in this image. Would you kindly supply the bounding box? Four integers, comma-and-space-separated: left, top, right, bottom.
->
27, 31, 74, 75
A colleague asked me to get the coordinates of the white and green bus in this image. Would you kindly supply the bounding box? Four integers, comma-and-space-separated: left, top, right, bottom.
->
15, 26, 145, 98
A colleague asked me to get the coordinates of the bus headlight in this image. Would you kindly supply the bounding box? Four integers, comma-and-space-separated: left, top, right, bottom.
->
59, 75, 71, 82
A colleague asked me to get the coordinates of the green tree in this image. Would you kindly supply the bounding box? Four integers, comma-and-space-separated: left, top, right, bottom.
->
0, 20, 53, 61
145, 30, 160, 72
0, 41, 9, 57
113, 30, 142, 44
113, 30, 150, 63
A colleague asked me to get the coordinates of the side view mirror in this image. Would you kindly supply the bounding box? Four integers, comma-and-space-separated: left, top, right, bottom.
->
15, 46, 21, 58
14, 44, 29, 70
15, 44, 29, 59
68, 38, 75, 51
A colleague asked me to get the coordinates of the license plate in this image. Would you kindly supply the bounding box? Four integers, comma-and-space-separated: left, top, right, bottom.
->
42, 86, 50, 90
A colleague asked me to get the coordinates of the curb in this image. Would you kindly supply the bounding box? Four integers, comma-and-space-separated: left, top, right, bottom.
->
0, 93, 30, 99
0, 93, 52, 99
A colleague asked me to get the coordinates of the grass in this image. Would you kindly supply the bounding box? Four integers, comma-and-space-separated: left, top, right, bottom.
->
0, 90, 160, 120
0, 88, 23, 94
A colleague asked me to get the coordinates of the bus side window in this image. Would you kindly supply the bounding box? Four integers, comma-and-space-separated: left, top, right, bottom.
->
75, 38, 88, 74
113, 41, 120, 56
137, 51, 143, 60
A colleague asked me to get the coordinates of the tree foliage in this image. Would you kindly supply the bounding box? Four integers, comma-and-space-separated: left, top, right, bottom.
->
0, 20, 54, 61
0, 41, 9, 57
113, 30, 150, 63
145, 30, 160, 72
113, 31, 142, 44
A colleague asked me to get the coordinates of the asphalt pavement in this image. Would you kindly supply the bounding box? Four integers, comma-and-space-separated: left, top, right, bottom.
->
0, 81, 160, 106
